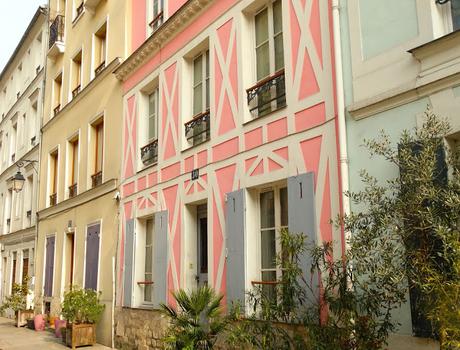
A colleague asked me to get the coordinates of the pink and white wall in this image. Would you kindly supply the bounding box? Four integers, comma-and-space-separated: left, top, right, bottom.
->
117, 0, 342, 312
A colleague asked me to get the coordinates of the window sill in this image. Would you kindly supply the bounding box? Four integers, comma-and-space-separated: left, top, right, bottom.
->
181, 137, 211, 154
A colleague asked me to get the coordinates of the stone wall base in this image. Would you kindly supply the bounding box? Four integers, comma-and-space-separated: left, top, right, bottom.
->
115, 307, 168, 350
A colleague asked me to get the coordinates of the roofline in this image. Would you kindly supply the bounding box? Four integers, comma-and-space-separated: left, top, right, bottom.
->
0, 6, 48, 83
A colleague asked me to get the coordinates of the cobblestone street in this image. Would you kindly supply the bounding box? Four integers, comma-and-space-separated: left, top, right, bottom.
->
0, 317, 111, 350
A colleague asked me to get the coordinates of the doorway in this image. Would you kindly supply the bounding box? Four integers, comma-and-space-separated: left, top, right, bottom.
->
196, 204, 208, 287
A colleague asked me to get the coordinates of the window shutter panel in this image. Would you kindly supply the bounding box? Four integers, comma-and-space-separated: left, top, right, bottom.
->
225, 189, 246, 307
154, 210, 168, 307
85, 224, 100, 290
123, 219, 135, 307
44, 236, 55, 297
288, 172, 318, 304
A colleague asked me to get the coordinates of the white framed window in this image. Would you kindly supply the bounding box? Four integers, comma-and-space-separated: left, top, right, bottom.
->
452, 0, 460, 30
93, 22, 107, 77
147, 0, 164, 35
247, 0, 286, 118
192, 50, 210, 116
71, 50, 82, 98
258, 186, 288, 296
148, 89, 159, 142
143, 218, 154, 303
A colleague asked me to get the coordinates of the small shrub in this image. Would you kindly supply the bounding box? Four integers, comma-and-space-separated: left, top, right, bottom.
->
61, 287, 105, 324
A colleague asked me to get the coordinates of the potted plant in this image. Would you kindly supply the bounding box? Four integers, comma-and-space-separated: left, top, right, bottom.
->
0, 276, 34, 327
61, 287, 105, 349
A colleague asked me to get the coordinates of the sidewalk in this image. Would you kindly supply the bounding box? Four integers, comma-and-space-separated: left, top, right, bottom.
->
0, 317, 112, 349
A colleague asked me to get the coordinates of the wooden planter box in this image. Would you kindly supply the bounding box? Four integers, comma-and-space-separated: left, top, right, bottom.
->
65, 323, 96, 349
16, 309, 34, 327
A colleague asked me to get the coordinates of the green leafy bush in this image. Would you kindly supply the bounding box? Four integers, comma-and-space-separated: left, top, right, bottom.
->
160, 285, 228, 349
61, 287, 105, 324
0, 277, 30, 314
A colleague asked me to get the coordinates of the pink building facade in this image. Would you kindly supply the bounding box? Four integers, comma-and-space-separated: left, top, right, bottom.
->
115, 0, 342, 346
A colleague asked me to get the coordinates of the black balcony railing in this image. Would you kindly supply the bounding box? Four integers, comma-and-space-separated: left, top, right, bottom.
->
140, 139, 159, 166
6, 218, 10, 226
36, 66, 41, 75
31, 136, 36, 146
149, 11, 164, 33
247, 69, 286, 118
54, 104, 61, 116
185, 110, 210, 147
95, 61, 106, 76
11, 154, 15, 162
72, 85, 81, 99
49, 193, 57, 206
91, 171, 102, 188
49, 15, 65, 49
26, 210, 32, 218
69, 183, 77, 198
17, 92, 20, 99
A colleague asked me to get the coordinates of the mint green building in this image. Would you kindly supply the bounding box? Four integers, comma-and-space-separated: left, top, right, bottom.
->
339, 0, 460, 349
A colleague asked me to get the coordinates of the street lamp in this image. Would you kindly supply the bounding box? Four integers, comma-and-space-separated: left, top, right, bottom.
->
12, 171, 26, 192
11, 159, 38, 193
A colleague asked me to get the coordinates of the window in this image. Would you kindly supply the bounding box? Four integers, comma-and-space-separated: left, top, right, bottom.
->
91, 120, 103, 187
147, 0, 164, 34
53, 73, 62, 115
93, 23, 107, 76
259, 187, 288, 297
66, 233, 75, 288
12, 252, 17, 289
74, 0, 84, 20
71, 51, 82, 98
30, 101, 38, 145
22, 250, 29, 283
141, 88, 159, 166
248, 0, 286, 118
49, 150, 58, 206
11, 122, 17, 162
21, 114, 26, 146
185, 50, 210, 147
44, 236, 55, 297
69, 138, 79, 198
452, 0, 460, 31
143, 218, 154, 303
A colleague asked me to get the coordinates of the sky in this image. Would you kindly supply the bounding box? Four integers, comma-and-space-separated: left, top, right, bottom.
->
0, 1, 46, 73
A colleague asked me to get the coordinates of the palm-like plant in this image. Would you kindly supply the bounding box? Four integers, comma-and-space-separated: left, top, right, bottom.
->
160, 285, 227, 350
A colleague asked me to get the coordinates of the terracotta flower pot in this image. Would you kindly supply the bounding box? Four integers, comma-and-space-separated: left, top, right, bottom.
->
34, 314, 46, 331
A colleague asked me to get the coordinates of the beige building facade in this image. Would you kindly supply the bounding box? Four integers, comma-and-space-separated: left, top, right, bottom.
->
0, 7, 48, 316
34, 0, 126, 346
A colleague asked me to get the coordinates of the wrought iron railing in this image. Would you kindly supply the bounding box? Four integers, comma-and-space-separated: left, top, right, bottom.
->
69, 183, 77, 198
246, 69, 286, 118
72, 85, 81, 99
54, 104, 61, 116
149, 11, 164, 33
11, 154, 15, 162
31, 136, 36, 146
185, 110, 210, 147
91, 171, 102, 188
26, 210, 32, 218
94, 61, 105, 76
6, 218, 10, 226
140, 139, 159, 166
49, 15, 65, 49
49, 193, 57, 206
36, 66, 41, 75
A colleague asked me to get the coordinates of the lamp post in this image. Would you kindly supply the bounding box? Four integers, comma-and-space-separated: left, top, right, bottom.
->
11, 160, 38, 193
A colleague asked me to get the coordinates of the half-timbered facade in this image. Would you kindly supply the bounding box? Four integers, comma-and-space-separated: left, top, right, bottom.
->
114, 0, 342, 347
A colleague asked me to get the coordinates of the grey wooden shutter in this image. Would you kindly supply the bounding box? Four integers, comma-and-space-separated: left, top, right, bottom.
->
44, 236, 55, 297
288, 172, 318, 303
225, 189, 246, 307
154, 210, 168, 307
85, 224, 100, 290
123, 219, 135, 307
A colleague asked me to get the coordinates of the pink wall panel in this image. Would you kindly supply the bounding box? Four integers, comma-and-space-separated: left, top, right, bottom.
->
161, 161, 181, 182
197, 150, 208, 168
295, 102, 326, 132
184, 155, 194, 173
168, 0, 187, 17
131, 0, 147, 51
122, 181, 135, 198
309, 0, 323, 67
267, 117, 288, 142
212, 137, 239, 162
244, 127, 263, 151
148, 171, 157, 187
137, 176, 147, 191
299, 135, 322, 187
298, 48, 320, 100
123, 96, 137, 179
320, 164, 332, 243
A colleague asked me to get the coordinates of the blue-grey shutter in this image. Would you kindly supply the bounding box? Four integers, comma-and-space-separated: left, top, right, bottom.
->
225, 189, 246, 307
288, 172, 318, 303
154, 210, 168, 307
44, 236, 55, 297
85, 224, 100, 290
123, 219, 135, 307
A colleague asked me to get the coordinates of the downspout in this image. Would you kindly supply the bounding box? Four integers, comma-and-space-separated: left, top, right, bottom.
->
332, 0, 351, 241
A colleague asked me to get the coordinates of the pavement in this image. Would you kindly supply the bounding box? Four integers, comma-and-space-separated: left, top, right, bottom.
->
0, 317, 112, 350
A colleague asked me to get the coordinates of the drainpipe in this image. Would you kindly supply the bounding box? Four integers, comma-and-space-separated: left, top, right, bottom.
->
332, 0, 351, 246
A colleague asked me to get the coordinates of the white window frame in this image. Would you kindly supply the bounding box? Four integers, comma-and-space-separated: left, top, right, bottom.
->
258, 185, 288, 283
146, 0, 164, 36
134, 216, 155, 308
148, 88, 159, 142
192, 50, 210, 117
